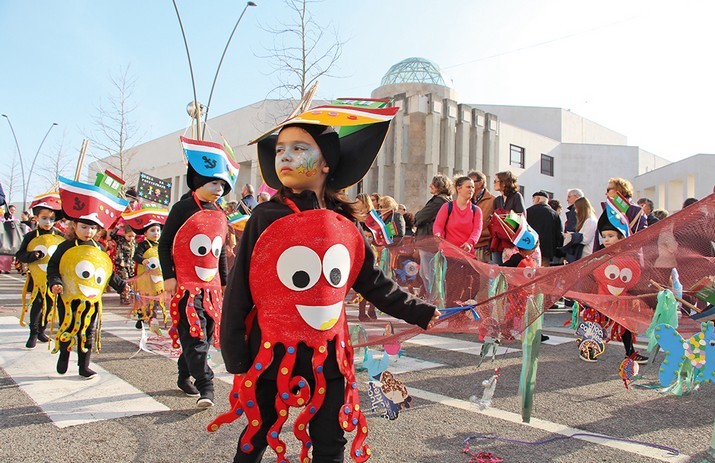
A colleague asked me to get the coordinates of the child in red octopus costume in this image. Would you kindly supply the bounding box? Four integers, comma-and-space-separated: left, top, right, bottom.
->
214, 101, 440, 463
158, 136, 235, 407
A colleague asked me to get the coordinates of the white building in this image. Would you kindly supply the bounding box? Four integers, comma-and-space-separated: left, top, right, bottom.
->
92, 57, 685, 214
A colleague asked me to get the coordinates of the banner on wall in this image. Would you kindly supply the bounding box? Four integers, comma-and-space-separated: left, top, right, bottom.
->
136, 172, 172, 206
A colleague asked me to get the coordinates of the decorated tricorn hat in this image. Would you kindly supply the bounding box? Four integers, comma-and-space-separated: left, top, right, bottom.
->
598, 195, 631, 238
121, 204, 169, 234
251, 99, 400, 191
58, 175, 129, 229
30, 191, 63, 219
494, 211, 539, 251
180, 136, 239, 196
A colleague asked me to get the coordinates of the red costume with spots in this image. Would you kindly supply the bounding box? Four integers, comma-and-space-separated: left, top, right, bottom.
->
210, 204, 373, 462
169, 201, 227, 348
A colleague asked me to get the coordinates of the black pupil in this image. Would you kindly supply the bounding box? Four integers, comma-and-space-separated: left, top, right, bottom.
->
329, 268, 341, 285
292, 271, 310, 288
198, 246, 207, 255
82, 271, 90, 278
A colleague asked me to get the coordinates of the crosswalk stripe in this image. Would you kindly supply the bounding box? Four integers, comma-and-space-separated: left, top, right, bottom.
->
0, 316, 169, 428
407, 333, 521, 356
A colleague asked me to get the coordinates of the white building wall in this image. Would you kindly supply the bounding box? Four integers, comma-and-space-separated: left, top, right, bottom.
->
632, 153, 715, 212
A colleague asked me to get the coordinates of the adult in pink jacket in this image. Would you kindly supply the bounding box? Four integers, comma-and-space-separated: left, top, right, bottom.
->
432, 176, 482, 307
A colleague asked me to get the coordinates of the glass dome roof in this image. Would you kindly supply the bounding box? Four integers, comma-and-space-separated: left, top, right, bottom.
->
380, 57, 446, 86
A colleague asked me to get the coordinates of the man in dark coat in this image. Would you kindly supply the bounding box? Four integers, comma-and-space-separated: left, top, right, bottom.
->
526, 191, 562, 267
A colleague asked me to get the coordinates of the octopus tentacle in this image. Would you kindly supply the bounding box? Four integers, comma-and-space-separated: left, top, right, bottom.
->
336, 332, 371, 462
95, 300, 103, 351
239, 346, 275, 454
19, 277, 32, 326
79, 302, 97, 353
295, 346, 328, 463
208, 373, 247, 432
168, 291, 184, 349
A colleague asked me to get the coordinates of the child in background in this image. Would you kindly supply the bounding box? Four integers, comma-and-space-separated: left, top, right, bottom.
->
112, 224, 137, 305
48, 176, 130, 379
16, 192, 65, 348
158, 136, 233, 407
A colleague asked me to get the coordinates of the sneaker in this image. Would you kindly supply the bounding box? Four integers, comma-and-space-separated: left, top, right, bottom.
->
57, 352, 70, 375
135, 319, 143, 329
632, 353, 649, 365
540, 334, 550, 343
25, 334, 38, 349
79, 367, 98, 380
177, 378, 200, 397
197, 389, 215, 408
37, 331, 50, 343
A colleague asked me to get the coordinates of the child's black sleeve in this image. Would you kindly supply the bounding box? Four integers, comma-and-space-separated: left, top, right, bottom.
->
15, 232, 39, 263
133, 240, 150, 265
47, 240, 71, 289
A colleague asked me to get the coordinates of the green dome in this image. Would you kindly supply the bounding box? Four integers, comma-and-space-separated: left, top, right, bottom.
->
380, 57, 446, 86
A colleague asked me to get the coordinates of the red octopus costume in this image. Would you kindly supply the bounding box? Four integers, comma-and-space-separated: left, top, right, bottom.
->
169, 194, 227, 348
211, 202, 371, 462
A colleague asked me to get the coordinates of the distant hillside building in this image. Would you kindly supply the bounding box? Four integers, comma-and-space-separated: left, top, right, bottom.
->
92, 57, 692, 215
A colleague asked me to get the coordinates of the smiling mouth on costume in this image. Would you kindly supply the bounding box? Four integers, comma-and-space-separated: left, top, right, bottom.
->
607, 285, 624, 296
150, 275, 163, 284
78, 284, 99, 298
296, 301, 343, 331
38, 264, 48, 272
195, 266, 217, 282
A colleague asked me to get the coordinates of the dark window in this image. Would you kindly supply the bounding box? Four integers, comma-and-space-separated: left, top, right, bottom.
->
543, 190, 554, 199
541, 154, 554, 176
510, 144, 525, 168
518, 185, 525, 196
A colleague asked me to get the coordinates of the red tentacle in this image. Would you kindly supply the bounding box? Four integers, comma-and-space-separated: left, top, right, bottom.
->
208, 373, 246, 432
168, 290, 184, 349
296, 346, 329, 463
268, 344, 302, 461
239, 344, 275, 454
336, 332, 371, 462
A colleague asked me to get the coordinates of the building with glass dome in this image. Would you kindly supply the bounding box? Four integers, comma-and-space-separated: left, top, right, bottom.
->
92, 57, 674, 214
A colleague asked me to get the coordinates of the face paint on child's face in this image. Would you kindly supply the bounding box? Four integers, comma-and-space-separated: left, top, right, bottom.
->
74, 222, 98, 241
145, 225, 161, 242
601, 230, 621, 247
274, 126, 327, 189
36, 211, 56, 230
196, 180, 225, 201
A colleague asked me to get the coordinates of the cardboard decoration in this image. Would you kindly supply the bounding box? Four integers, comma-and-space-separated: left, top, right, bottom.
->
122, 204, 169, 233
208, 208, 372, 463
136, 172, 173, 206
52, 244, 114, 353
58, 176, 129, 229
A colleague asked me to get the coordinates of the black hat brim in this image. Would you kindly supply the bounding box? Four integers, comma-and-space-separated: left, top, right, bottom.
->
257, 121, 392, 191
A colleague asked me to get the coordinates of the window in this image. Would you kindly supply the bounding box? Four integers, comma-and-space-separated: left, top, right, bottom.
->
510, 144, 525, 168
541, 154, 554, 176
543, 190, 554, 199
518, 185, 525, 196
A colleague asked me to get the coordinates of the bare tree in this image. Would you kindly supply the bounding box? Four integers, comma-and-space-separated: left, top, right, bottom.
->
85, 65, 144, 185
1, 155, 21, 204
259, 0, 344, 103
37, 130, 73, 189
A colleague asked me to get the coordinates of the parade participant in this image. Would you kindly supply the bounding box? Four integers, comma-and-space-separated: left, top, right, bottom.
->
48, 175, 130, 379
16, 192, 65, 348
111, 224, 137, 305
124, 205, 169, 328
593, 201, 648, 364
158, 136, 234, 406
215, 101, 440, 463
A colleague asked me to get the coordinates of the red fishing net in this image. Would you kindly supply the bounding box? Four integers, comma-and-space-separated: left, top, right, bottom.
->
356, 193, 715, 346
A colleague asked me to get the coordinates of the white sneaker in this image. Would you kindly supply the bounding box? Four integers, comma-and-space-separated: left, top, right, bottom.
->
197, 397, 214, 408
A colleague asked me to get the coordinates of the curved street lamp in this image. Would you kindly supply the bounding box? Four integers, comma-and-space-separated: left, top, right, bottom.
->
1, 114, 58, 210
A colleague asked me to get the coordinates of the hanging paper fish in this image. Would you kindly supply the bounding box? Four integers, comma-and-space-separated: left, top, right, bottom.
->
367, 371, 412, 420
394, 259, 419, 283
619, 352, 640, 389
469, 368, 500, 410
654, 321, 715, 393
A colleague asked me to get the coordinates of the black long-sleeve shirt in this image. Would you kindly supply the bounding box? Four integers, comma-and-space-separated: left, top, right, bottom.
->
15, 228, 64, 263
133, 239, 158, 265
220, 190, 437, 376
158, 194, 228, 285
47, 239, 126, 294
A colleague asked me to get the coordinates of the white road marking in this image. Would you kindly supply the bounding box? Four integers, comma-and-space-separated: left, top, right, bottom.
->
541, 334, 574, 345
407, 334, 521, 356
0, 316, 169, 428
408, 387, 689, 463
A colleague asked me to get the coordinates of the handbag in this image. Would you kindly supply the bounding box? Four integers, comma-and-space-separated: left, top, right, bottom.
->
0, 220, 26, 256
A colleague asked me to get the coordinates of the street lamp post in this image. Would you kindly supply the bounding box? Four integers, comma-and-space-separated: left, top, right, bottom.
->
202, 1, 257, 138
1, 114, 58, 210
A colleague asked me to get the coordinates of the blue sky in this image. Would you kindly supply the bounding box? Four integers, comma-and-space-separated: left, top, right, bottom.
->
2, 0, 714, 201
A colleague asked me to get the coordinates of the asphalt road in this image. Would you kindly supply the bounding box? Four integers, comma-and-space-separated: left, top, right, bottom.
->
1, 271, 713, 463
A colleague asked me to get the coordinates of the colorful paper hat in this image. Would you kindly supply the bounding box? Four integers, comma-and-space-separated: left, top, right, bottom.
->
122, 204, 169, 233
598, 194, 631, 238
181, 136, 239, 195
251, 100, 400, 190
58, 176, 129, 229
30, 191, 63, 218
495, 211, 539, 250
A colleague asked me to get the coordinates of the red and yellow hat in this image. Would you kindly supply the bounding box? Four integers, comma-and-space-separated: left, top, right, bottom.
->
59, 176, 129, 229
122, 204, 169, 233
30, 192, 63, 218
